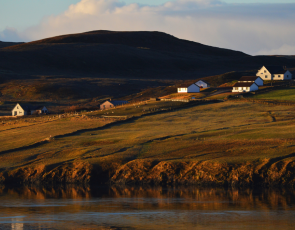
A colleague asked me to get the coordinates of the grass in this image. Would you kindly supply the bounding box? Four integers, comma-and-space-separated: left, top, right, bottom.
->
251, 86, 295, 101
2, 101, 295, 173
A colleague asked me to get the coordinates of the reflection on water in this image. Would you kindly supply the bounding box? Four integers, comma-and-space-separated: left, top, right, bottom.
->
0, 185, 294, 229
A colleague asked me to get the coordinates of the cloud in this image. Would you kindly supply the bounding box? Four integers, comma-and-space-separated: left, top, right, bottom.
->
1, 0, 295, 55
0, 27, 25, 42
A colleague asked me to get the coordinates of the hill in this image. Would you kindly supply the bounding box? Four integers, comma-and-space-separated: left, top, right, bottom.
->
1, 30, 294, 78
0, 30, 294, 102
0, 41, 23, 49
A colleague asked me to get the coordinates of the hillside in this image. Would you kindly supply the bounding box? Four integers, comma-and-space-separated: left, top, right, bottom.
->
0, 30, 294, 103
1, 30, 294, 78
1, 100, 295, 187
0, 41, 23, 49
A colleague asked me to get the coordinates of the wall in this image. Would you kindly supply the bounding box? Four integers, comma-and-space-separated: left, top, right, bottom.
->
256, 67, 272, 80
12, 104, 26, 116
100, 101, 115, 110
187, 84, 200, 93
178, 88, 188, 93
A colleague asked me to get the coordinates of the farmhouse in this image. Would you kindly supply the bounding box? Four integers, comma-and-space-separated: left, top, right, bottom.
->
232, 82, 259, 93
12, 103, 48, 116
256, 66, 292, 80
177, 83, 200, 93
238, 76, 264, 86
196, 80, 210, 88
100, 100, 129, 110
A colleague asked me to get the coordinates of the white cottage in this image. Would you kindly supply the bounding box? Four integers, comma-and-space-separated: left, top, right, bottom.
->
177, 83, 200, 93
238, 76, 264, 86
256, 66, 292, 80
12, 103, 48, 116
196, 80, 210, 88
232, 82, 259, 93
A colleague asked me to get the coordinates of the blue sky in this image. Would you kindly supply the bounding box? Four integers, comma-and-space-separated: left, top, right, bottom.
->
1, 0, 295, 31
1, 0, 295, 55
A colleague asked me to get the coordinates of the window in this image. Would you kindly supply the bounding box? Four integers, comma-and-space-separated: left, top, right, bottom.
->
264, 70, 267, 73
278, 75, 281, 78
265, 75, 268, 78
17, 107, 19, 109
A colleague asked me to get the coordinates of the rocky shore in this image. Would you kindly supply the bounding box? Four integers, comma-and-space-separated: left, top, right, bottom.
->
1, 159, 295, 188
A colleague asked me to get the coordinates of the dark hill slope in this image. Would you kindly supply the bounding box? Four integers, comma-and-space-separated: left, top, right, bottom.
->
0, 41, 23, 49
0, 31, 294, 79
7, 31, 247, 57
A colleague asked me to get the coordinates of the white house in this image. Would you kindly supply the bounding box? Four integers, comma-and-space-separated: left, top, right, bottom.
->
256, 66, 292, 80
232, 82, 259, 93
238, 76, 264, 86
177, 83, 200, 93
12, 103, 48, 116
196, 80, 210, 88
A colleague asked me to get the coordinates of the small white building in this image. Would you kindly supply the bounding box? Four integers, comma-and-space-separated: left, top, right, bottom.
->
12, 103, 48, 116
232, 82, 259, 93
256, 66, 292, 80
196, 80, 210, 88
177, 83, 200, 93
238, 76, 264, 86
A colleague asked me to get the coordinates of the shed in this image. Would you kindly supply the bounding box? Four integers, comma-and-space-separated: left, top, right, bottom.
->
100, 100, 129, 110
196, 80, 210, 88
238, 76, 264, 86
177, 83, 200, 93
12, 103, 48, 116
232, 82, 259, 93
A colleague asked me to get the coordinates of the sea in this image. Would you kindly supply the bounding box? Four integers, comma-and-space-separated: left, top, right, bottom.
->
0, 185, 294, 229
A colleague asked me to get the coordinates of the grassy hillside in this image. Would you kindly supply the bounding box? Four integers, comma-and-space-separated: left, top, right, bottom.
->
251, 86, 295, 101
1, 100, 295, 186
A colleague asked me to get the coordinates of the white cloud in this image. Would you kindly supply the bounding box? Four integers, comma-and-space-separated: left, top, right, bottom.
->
1, 0, 295, 55
0, 27, 24, 42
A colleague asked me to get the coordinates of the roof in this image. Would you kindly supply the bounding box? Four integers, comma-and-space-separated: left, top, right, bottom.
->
178, 83, 199, 88
16, 103, 45, 111
274, 70, 289, 74
196, 80, 210, 85
103, 100, 129, 106
263, 66, 285, 74
233, 82, 257, 87
239, 76, 261, 82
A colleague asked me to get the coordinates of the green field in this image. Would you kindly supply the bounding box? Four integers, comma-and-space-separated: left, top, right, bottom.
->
252, 86, 295, 101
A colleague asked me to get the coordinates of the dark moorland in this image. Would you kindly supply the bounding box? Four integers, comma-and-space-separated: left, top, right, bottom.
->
0, 30, 295, 105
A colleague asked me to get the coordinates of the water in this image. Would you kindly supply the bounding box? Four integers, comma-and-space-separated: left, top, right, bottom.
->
0, 185, 294, 229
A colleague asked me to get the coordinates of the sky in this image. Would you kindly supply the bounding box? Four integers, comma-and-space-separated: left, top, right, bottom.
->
1, 0, 295, 55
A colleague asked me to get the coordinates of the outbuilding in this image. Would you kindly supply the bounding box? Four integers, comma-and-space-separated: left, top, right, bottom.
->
238, 76, 264, 86
177, 83, 200, 93
100, 100, 129, 110
196, 80, 210, 88
232, 82, 259, 93
12, 103, 48, 116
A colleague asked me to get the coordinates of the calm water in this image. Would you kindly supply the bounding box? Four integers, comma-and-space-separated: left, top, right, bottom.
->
0, 185, 295, 229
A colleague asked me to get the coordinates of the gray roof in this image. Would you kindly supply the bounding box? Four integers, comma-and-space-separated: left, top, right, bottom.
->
233, 82, 257, 87
239, 76, 261, 82
107, 100, 129, 106
264, 66, 286, 74
178, 83, 198, 88
197, 80, 210, 85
